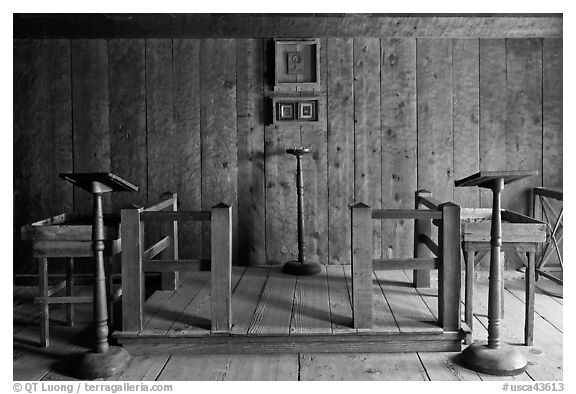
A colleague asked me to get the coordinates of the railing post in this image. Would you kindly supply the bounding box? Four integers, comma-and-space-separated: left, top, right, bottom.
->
438, 202, 461, 331
211, 203, 232, 333
351, 203, 373, 329
160, 193, 179, 291
414, 190, 432, 288
121, 208, 144, 332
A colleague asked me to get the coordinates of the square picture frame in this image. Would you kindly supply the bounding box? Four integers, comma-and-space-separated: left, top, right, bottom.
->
277, 102, 294, 120
298, 102, 316, 120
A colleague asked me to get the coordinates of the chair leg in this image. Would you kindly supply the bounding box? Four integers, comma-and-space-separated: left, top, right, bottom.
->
39, 258, 49, 348
66, 257, 74, 327
525, 251, 535, 346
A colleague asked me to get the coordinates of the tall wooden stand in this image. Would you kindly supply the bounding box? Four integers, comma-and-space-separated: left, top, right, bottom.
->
60, 173, 138, 379
456, 170, 538, 376
282, 147, 321, 276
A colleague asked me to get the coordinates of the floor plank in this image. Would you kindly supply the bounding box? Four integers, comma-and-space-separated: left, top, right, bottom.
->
156, 354, 298, 381
143, 273, 210, 334
13, 302, 92, 381
290, 265, 331, 334
167, 268, 244, 334
326, 265, 355, 333
418, 352, 482, 381
107, 354, 171, 381
473, 279, 562, 381
371, 270, 401, 333
374, 270, 440, 332
299, 353, 428, 381
506, 279, 562, 332
230, 267, 269, 334
248, 267, 295, 335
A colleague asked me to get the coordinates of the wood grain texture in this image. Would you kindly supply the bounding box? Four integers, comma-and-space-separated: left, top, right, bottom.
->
354, 37, 382, 258
146, 39, 175, 208
14, 40, 73, 274
13, 39, 36, 274
107, 354, 170, 381
452, 38, 480, 208
326, 38, 354, 265
374, 270, 440, 333
15, 15, 563, 39
236, 39, 266, 265
264, 40, 300, 266
211, 204, 232, 332
417, 38, 453, 204
200, 39, 238, 262
380, 38, 417, 259
326, 265, 354, 333
542, 38, 562, 190
71, 39, 110, 213
248, 268, 296, 335
290, 266, 331, 334
301, 38, 328, 265
109, 39, 147, 210
299, 353, 428, 381
173, 39, 202, 259
156, 354, 298, 381
351, 203, 372, 329
505, 38, 543, 215
230, 267, 269, 334
479, 39, 507, 208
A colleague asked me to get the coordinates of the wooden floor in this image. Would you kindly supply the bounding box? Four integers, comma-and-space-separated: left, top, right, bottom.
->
13, 267, 563, 381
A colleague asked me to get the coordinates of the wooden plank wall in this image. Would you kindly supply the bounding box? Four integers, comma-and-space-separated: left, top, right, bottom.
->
13, 37, 563, 273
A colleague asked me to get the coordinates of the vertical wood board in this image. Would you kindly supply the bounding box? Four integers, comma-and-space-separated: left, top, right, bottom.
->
71, 39, 110, 213
200, 39, 238, 261
354, 37, 382, 258
452, 38, 480, 208
380, 37, 417, 258
326, 38, 354, 265
173, 39, 202, 259
109, 39, 147, 210
236, 39, 266, 265
417, 38, 454, 203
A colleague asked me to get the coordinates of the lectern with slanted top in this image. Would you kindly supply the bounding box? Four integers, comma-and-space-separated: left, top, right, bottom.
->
456, 170, 538, 376
59, 172, 138, 379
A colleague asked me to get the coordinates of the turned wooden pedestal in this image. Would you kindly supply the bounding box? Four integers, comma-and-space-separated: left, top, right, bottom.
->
456, 170, 538, 376
59, 173, 137, 379
282, 147, 322, 276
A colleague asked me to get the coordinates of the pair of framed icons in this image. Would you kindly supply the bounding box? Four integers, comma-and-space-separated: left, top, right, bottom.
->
272, 98, 318, 124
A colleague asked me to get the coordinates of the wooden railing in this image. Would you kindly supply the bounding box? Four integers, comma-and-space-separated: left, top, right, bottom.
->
351, 190, 461, 332
121, 194, 232, 334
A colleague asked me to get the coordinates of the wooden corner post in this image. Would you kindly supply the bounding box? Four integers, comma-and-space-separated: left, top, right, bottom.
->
121, 208, 144, 333
414, 190, 432, 288
161, 193, 179, 291
438, 202, 461, 331
211, 203, 232, 333
351, 203, 373, 329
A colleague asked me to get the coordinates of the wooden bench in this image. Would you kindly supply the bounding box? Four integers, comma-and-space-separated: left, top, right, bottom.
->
120, 195, 232, 334
350, 190, 462, 334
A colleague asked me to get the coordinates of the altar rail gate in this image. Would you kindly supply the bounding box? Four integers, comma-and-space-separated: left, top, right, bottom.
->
351, 190, 462, 332
121, 193, 232, 334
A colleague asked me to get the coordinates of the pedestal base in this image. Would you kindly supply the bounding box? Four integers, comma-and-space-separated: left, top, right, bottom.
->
461, 341, 527, 376
78, 346, 132, 379
282, 261, 322, 276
